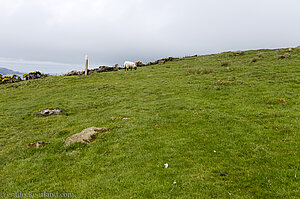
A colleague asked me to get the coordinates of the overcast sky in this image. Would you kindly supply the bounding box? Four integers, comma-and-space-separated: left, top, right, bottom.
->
0, 0, 299, 74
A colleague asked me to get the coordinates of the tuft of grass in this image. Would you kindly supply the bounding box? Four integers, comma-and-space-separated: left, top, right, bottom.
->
251, 57, 258, 63
232, 50, 245, 56
279, 53, 290, 59
188, 68, 213, 75
278, 98, 287, 103
181, 64, 192, 68
217, 80, 232, 85
221, 61, 230, 66
258, 52, 265, 58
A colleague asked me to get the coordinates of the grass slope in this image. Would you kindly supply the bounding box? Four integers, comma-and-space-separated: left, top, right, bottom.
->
0, 48, 299, 198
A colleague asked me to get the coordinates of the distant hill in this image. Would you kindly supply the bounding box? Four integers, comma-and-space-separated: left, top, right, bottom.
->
0, 67, 22, 75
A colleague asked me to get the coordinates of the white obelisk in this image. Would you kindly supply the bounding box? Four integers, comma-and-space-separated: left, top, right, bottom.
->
85, 55, 88, 76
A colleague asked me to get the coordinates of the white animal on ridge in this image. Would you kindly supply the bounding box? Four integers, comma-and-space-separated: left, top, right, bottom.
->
124, 61, 137, 71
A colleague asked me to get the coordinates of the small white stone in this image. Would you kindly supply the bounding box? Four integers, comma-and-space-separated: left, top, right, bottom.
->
173, 181, 176, 185
214, 150, 216, 153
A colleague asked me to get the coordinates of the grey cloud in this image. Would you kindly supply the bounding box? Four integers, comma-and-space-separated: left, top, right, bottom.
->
0, 0, 299, 73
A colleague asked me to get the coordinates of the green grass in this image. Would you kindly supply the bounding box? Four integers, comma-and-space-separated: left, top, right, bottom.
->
0, 48, 299, 198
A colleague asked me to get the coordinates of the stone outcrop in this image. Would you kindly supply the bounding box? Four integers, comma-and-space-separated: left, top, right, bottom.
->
35, 108, 62, 116
63, 66, 119, 76
27, 141, 50, 148
146, 57, 182, 66
64, 127, 110, 146
88, 66, 118, 74
63, 70, 83, 76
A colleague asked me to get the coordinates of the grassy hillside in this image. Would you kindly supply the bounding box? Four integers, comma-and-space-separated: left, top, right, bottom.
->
0, 48, 299, 198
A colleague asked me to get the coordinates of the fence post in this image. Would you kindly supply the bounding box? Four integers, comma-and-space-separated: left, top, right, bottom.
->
85, 55, 88, 75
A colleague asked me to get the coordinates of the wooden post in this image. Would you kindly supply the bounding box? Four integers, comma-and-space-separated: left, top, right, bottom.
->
85, 55, 88, 75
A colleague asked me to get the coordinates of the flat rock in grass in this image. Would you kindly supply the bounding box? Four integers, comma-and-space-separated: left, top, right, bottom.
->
27, 141, 50, 148
217, 80, 232, 85
35, 108, 62, 116
64, 127, 110, 146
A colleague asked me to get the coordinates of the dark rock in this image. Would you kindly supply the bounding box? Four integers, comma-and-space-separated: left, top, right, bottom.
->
220, 173, 229, 176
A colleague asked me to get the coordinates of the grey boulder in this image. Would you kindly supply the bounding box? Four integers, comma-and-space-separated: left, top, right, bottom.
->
35, 108, 62, 116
